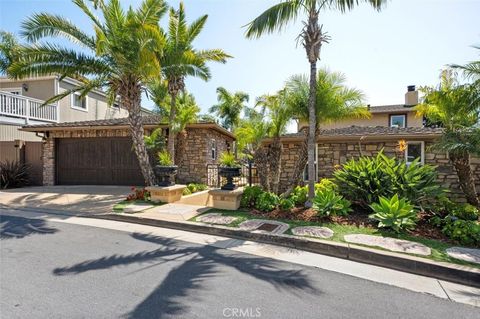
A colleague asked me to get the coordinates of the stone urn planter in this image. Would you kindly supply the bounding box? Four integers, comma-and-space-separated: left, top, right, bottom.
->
219, 166, 241, 190
154, 165, 178, 187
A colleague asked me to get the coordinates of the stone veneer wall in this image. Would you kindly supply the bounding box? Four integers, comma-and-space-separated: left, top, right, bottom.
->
176, 128, 234, 184
279, 140, 480, 202
41, 127, 233, 186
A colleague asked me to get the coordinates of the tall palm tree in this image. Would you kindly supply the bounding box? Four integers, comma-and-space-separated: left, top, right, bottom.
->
256, 91, 291, 193
245, 0, 386, 203
209, 87, 249, 132
416, 69, 480, 206
452, 45, 480, 86
160, 2, 230, 162
0, 31, 20, 75
8, 0, 167, 186
284, 68, 369, 192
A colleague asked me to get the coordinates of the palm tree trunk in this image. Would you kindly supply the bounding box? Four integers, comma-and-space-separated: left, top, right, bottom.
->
269, 137, 283, 194
282, 136, 308, 196
175, 130, 187, 167
254, 146, 270, 192
449, 152, 479, 207
306, 60, 317, 204
167, 92, 177, 163
121, 80, 156, 186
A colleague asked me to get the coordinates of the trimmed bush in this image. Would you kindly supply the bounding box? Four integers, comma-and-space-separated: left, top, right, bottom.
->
442, 219, 480, 246
279, 197, 295, 211
255, 192, 279, 212
334, 151, 444, 208
241, 186, 264, 208
312, 188, 351, 217
369, 195, 417, 233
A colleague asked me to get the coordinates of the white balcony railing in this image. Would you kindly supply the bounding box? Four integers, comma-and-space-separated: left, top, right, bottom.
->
0, 91, 59, 123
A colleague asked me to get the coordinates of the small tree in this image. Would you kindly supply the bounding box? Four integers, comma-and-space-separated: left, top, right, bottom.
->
416, 69, 480, 206
209, 87, 249, 132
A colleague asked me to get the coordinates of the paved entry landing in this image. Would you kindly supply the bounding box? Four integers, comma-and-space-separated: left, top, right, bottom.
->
135, 203, 210, 221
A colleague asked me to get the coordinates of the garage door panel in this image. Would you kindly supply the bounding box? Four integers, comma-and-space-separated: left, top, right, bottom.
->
56, 137, 144, 185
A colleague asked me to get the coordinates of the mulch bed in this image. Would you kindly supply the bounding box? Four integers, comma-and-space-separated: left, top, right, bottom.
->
250, 206, 452, 243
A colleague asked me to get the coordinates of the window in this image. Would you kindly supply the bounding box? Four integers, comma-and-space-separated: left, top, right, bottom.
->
390, 114, 406, 128
303, 144, 318, 181
405, 141, 424, 165
211, 139, 217, 160
71, 92, 88, 111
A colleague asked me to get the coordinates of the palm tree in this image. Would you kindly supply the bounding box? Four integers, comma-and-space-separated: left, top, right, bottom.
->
0, 31, 20, 74
209, 87, 249, 131
284, 68, 369, 192
416, 69, 480, 206
160, 2, 230, 162
8, 0, 167, 186
255, 91, 291, 193
245, 0, 386, 203
452, 45, 480, 86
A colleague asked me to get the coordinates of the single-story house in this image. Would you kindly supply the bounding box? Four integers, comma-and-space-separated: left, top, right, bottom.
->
20, 116, 235, 186
266, 126, 480, 202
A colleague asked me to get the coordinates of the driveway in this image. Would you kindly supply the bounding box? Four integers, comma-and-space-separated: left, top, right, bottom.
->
0, 185, 130, 215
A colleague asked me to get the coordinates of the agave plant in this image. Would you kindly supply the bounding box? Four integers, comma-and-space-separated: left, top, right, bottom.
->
369, 195, 418, 233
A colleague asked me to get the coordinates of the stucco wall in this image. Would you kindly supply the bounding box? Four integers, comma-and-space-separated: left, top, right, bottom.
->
278, 139, 480, 202
0, 78, 55, 101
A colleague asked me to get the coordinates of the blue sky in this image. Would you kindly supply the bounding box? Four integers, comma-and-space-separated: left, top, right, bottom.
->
1, 0, 479, 115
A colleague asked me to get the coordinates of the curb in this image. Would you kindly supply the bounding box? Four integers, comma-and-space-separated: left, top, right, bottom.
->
93, 213, 480, 288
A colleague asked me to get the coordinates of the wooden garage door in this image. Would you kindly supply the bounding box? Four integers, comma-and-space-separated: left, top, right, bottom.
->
56, 137, 145, 185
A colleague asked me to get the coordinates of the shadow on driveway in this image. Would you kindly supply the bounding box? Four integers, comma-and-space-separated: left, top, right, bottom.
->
0, 215, 58, 239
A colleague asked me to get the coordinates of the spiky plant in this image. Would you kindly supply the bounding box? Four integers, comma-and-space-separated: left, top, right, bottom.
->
8, 0, 168, 185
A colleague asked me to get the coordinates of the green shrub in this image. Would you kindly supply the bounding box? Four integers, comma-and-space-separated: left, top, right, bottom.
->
369, 195, 417, 233
184, 183, 208, 195
255, 192, 279, 212
314, 178, 338, 193
279, 197, 295, 211
0, 160, 29, 189
157, 150, 173, 166
182, 187, 192, 195
442, 219, 480, 246
289, 185, 308, 206
451, 204, 479, 221
241, 186, 264, 208
312, 188, 351, 217
334, 151, 444, 208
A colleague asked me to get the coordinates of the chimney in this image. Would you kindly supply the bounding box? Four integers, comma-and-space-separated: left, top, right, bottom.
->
405, 85, 418, 106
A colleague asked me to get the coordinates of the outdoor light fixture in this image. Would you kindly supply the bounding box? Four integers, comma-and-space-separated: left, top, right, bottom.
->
22, 83, 29, 91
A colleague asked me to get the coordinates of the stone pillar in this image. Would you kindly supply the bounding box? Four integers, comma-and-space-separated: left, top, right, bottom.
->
42, 137, 55, 185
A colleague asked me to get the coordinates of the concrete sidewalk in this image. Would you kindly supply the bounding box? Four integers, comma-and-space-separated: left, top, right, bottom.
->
0, 186, 130, 215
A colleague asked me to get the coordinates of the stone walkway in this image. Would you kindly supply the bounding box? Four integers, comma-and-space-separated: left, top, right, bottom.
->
446, 247, 480, 265
238, 219, 289, 234
344, 234, 431, 256
197, 213, 238, 225
292, 226, 334, 239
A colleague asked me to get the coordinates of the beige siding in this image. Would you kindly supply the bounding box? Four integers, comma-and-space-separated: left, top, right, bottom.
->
299, 111, 423, 130
0, 124, 41, 141
0, 78, 55, 101
58, 81, 129, 122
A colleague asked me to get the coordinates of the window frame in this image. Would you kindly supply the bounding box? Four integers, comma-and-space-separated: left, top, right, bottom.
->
71, 92, 89, 112
405, 141, 425, 165
389, 113, 407, 128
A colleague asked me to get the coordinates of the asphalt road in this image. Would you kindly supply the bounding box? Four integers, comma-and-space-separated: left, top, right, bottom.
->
0, 213, 478, 319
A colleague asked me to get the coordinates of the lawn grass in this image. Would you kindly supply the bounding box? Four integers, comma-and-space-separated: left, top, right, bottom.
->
191, 209, 480, 269
113, 199, 164, 213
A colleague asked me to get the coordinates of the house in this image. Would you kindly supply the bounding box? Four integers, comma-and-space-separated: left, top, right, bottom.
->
0, 76, 153, 184
20, 117, 235, 186
268, 86, 480, 201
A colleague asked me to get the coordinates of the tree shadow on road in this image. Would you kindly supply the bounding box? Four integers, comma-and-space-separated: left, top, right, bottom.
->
0, 215, 58, 239
52, 232, 320, 318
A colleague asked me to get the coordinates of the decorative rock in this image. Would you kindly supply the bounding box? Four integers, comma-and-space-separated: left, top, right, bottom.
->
344, 234, 431, 256
123, 203, 154, 213
197, 213, 238, 225
292, 226, 334, 239
238, 219, 289, 234
446, 247, 480, 265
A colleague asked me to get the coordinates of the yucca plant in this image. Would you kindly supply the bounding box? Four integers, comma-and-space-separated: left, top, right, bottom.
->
0, 160, 29, 189
369, 195, 418, 233
8, 0, 168, 186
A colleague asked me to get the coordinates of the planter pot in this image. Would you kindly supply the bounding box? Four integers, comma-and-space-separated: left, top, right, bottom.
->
154, 165, 178, 187
219, 166, 241, 190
